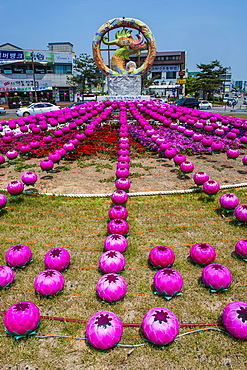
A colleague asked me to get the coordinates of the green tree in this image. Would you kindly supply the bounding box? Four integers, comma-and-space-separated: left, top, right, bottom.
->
192, 60, 227, 99
141, 71, 158, 93
185, 76, 199, 97
67, 53, 100, 97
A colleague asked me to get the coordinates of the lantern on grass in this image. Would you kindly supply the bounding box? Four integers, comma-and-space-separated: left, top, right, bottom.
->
201, 263, 232, 292
111, 190, 128, 205
242, 155, 247, 166
234, 204, 247, 223
4, 301, 40, 339
98, 250, 126, 273
202, 180, 220, 196
0, 155, 5, 165
164, 147, 177, 159
0, 194, 7, 210
7, 181, 24, 196
190, 243, 216, 266
40, 159, 54, 172
149, 246, 175, 269
21, 172, 38, 186
44, 247, 70, 271
86, 311, 123, 350
6, 150, 18, 160
153, 268, 183, 300
104, 234, 128, 253
6, 244, 32, 268
48, 152, 61, 164
107, 219, 129, 236
235, 240, 247, 261
34, 269, 64, 297
96, 273, 127, 302
173, 154, 186, 166
115, 167, 130, 178
219, 193, 239, 211
141, 307, 179, 347
226, 149, 240, 160
115, 178, 131, 191
222, 301, 247, 339
180, 161, 194, 174
108, 206, 128, 220
0, 265, 15, 288
193, 171, 209, 186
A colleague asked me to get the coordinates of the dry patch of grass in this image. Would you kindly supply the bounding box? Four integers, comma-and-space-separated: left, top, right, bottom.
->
1, 189, 247, 369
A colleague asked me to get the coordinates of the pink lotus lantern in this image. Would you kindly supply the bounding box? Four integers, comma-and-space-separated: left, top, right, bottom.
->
173, 154, 186, 166
219, 193, 239, 211
63, 143, 75, 152
108, 206, 128, 220
98, 251, 126, 273
107, 219, 129, 236
48, 152, 61, 164
226, 149, 240, 160
202, 136, 213, 147
180, 161, 194, 174
164, 147, 177, 159
44, 247, 70, 271
111, 190, 128, 205
202, 180, 220, 196
0, 265, 15, 288
6, 150, 18, 160
149, 246, 175, 269
234, 204, 247, 223
115, 168, 130, 178
193, 171, 209, 186
0, 155, 5, 165
190, 243, 216, 266
153, 268, 183, 300
6, 244, 32, 268
104, 234, 128, 253
34, 269, 65, 297
201, 263, 232, 292
4, 301, 40, 339
222, 301, 247, 339
211, 141, 224, 152
96, 273, 127, 302
0, 194, 7, 209
86, 311, 123, 350
235, 240, 247, 260
7, 181, 24, 196
115, 178, 131, 191
21, 172, 38, 186
40, 159, 54, 172
141, 307, 179, 346
242, 155, 247, 165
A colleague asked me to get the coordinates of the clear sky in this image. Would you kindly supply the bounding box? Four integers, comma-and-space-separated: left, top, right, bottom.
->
1, 0, 246, 82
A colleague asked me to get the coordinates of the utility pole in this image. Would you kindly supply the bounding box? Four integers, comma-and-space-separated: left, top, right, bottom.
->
31, 51, 38, 103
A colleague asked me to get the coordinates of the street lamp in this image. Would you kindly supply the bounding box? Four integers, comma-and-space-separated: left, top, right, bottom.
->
31, 51, 38, 103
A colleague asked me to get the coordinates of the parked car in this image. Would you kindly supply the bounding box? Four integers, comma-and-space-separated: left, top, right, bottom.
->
66, 102, 88, 108
16, 102, 60, 117
0, 106, 6, 115
174, 98, 200, 109
199, 100, 212, 110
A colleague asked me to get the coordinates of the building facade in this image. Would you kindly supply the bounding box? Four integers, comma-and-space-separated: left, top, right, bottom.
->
0, 42, 75, 108
131, 51, 187, 97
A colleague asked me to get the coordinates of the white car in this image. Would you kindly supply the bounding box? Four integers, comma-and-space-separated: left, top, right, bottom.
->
199, 100, 212, 110
0, 106, 6, 115
16, 102, 60, 117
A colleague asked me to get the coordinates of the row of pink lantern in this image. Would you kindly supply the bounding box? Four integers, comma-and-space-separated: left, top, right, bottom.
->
6, 171, 38, 196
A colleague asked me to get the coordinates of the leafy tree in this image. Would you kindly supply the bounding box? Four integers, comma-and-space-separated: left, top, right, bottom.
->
185, 76, 199, 97
188, 60, 227, 99
67, 53, 100, 97
141, 71, 158, 93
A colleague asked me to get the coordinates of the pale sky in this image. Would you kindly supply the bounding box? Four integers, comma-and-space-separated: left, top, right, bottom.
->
1, 0, 246, 82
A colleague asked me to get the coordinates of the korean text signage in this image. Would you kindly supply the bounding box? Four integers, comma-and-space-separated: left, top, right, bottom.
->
0, 50, 24, 64
0, 50, 72, 64
24, 51, 54, 63
0, 80, 52, 92
150, 66, 179, 72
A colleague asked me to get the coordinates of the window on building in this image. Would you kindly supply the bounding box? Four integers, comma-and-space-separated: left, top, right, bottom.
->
164, 56, 180, 61
152, 72, 162, 80
166, 71, 177, 79
55, 65, 72, 74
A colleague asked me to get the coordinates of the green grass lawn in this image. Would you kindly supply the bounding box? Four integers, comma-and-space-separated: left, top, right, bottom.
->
0, 188, 247, 369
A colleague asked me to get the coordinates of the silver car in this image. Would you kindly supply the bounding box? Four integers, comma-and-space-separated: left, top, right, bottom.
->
16, 102, 60, 117
199, 100, 212, 110
0, 106, 6, 115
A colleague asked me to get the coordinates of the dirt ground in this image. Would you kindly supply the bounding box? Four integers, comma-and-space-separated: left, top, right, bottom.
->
0, 149, 247, 195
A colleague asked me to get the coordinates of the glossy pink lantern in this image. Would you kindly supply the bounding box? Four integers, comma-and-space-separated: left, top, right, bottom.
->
4, 301, 40, 339
107, 219, 129, 235
98, 250, 126, 273
21, 171, 38, 186
219, 193, 239, 211
222, 301, 247, 339
201, 263, 232, 292
0, 194, 7, 209
34, 269, 65, 297
180, 161, 194, 174
7, 181, 24, 196
193, 171, 209, 186
111, 190, 128, 205
6, 150, 18, 160
44, 247, 70, 271
173, 154, 186, 166
6, 244, 32, 268
190, 243, 216, 266
115, 178, 131, 191
234, 204, 247, 223
86, 311, 123, 350
235, 240, 247, 261
202, 180, 220, 196
104, 234, 128, 253
108, 206, 128, 220
0, 265, 15, 288
226, 149, 240, 160
40, 159, 54, 172
149, 246, 175, 269
242, 155, 247, 166
153, 268, 183, 300
142, 307, 179, 346
96, 273, 127, 302
0, 155, 5, 165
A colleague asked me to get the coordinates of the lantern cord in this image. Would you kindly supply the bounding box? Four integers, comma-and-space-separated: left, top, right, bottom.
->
176, 327, 228, 338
